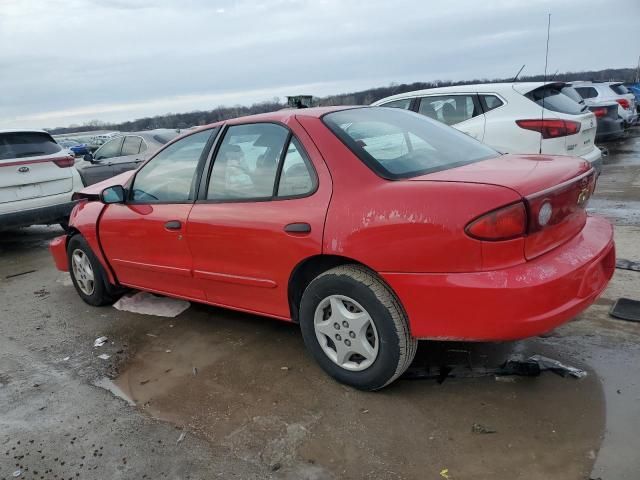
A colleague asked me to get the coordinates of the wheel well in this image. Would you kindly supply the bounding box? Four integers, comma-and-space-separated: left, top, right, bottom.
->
288, 255, 367, 322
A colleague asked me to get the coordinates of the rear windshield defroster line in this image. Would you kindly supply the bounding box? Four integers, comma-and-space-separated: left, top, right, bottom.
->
322, 107, 498, 180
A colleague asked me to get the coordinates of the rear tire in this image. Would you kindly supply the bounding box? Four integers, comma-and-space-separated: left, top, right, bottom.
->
299, 264, 417, 390
67, 235, 117, 306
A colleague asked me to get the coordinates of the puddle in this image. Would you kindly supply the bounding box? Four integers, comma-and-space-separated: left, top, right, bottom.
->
94, 377, 136, 406
110, 303, 604, 479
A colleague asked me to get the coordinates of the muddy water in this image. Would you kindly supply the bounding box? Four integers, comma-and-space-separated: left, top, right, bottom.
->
113, 303, 603, 480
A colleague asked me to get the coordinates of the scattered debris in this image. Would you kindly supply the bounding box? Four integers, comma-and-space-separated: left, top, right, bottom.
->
146, 333, 158, 338
616, 258, 640, 272
439, 468, 450, 479
113, 291, 190, 317
33, 288, 49, 298
471, 423, 497, 434
62, 356, 70, 361
169, 324, 174, 328
165, 349, 172, 353
176, 430, 186, 444
98, 353, 111, 360
271, 462, 282, 472
610, 298, 640, 323
494, 375, 516, 383
12, 469, 21, 477
280, 366, 289, 371
404, 353, 586, 381
192, 367, 198, 376
140, 379, 150, 385
6, 270, 36, 279
94, 336, 108, 347
360, 408, 369, 414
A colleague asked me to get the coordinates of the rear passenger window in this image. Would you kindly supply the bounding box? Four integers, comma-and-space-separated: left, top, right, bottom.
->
94, 137, 123, 160
418, 95, 479, 126
121, 136, 142, 156
0, 132, 61, 160
207, 123, 289, 201
277, 138, 316, 197
380, 98, 412, 110
574, 87, 598, 99
480, 95, 504, 112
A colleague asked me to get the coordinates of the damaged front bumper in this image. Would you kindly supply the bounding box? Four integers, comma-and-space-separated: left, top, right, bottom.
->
382, 216, 615, 341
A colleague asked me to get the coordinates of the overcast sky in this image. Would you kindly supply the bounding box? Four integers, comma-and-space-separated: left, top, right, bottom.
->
1, 0, 639, 129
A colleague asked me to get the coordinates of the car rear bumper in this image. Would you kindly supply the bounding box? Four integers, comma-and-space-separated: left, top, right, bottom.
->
50, 234, 69, 271
580, 147, 603, 174
0, 201, 76, 231
595, 117, 625, 143
381, 216, 615, 341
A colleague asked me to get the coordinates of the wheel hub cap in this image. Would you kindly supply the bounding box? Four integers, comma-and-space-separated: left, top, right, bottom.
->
313, 295, 379, 371
71, 249, 95, 295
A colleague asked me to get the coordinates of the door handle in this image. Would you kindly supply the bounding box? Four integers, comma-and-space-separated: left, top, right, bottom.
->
164, 220, 182, 230
284, 222, 311, 233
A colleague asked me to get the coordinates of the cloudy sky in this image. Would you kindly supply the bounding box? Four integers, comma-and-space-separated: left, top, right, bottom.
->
1, 0, 639, 129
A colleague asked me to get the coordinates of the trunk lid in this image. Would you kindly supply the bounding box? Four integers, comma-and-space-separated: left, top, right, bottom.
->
565, 111, 597, 158
411, 154, 595, 259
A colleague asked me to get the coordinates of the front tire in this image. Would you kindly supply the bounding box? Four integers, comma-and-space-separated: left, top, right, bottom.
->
299, 265, 417, 390
67, 235, 117, 306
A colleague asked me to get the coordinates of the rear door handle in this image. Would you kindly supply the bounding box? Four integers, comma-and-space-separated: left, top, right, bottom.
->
164, 220, 182, 230
284, 222, 311, 233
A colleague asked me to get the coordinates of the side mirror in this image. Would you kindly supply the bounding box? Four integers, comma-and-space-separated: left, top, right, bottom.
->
100, 185, 126, 204
83, 153, 94, 162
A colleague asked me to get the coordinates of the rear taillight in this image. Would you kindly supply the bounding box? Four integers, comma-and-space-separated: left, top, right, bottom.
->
526, 170, 596, 234
591, 107, 607, 118
616, 98, 630, 110
53, 156, 75, 168
515, 119, 581, 139
465, 202, 527, 241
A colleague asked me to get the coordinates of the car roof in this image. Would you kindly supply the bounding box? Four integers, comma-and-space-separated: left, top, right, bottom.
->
0, 129, 52, 135
373, 82, 565, 103
189, 106, 356, 131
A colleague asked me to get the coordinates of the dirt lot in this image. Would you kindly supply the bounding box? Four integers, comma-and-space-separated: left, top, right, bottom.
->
2, 130, 640, 480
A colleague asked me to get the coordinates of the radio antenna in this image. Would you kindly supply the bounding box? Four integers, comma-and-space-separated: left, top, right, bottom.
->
512, 64, 525, 82
540, 13, 551, 154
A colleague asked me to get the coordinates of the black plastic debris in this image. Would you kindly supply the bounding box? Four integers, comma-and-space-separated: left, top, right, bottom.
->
471, 423, 496, 434
615, 259, 640, 272
610, 298, 640, 323
402, 353, 586, 382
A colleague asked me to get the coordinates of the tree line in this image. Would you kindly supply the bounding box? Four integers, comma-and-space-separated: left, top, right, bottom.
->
46, 67, 637, 135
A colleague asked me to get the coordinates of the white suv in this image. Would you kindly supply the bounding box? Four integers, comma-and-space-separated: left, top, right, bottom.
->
0, 130, 83, 231
372, 82, 602, 172
570, 81, 638, 127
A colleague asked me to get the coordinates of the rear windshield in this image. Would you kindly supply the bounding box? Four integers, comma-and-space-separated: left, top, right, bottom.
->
323, 108, 498, 179
610, 84, 629, 95
525, 86, 584, 115
0, 132, 61, 161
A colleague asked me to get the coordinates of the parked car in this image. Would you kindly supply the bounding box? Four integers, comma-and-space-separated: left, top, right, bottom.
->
626, 83, 640, 114
58, 139, 91, 156
570, 81, 638, 128
372, 82, 603, 172
561, 85, 624, 143
77, 130, 180, 185
1, 130, 83, 231
49, 107, 614, 390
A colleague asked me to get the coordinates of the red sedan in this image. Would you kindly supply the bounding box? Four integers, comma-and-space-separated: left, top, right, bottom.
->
49, 107, 615, 390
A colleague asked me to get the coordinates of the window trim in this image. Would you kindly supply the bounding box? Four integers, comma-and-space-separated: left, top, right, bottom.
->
196, 121, 318, 204
125, 127, 219, 205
